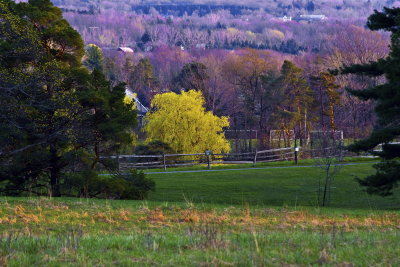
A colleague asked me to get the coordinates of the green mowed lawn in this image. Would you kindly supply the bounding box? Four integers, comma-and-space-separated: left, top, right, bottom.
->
148, 163, 400, 209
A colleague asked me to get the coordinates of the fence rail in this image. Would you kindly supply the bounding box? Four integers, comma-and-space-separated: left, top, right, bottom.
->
95, 137, 389, 171
110, 146, 360, 171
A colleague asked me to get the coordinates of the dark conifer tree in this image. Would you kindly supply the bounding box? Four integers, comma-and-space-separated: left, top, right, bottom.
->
0, 0, 140, 198
129, 58, 157, 106
173, 62, 208, 94
339, 7, 400, 196
275, 61, 315, 145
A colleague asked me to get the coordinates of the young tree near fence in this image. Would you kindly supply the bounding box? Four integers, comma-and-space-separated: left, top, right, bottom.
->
144, 90, 230, 154
312, 131, 344, 206
338, 7, 400, 196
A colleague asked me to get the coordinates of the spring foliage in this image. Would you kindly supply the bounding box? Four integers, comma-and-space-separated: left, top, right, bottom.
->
83, 44, 104, 71
144, 90, 230, 154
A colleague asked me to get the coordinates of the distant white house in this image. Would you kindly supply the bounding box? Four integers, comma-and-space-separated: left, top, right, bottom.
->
118, 47, 134, 53
144, 45, 153, 52
296, 14, 327, 22
195, 43, 206, 50
279, 16, 292, 22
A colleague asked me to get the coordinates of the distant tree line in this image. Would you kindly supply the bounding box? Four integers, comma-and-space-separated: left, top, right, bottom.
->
131, 4, 257, 16
207, 38, 307, 55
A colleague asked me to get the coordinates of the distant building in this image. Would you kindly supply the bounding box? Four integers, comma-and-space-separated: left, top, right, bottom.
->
279, 16, 292, 22
118, 47, 134, 53
195, 43, 206, 50
295, 14, 327, 22
144, 45, 153, 52
175, 41, 185, 51
125, 88, 149, 127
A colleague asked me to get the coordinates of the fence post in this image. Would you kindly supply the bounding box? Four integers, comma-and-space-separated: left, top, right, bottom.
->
205, 150, 211, 169
294, 147, 299, 164
117, 154, 120, 171
294, 138, 298, 164
253, 150, 258, 167
162, 153, 167, 171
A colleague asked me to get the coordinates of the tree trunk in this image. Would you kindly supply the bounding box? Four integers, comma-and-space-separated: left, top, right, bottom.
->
322, 167, 330, 207
320, 86, 325, 129
91, 141, 100, 170
50, 144, 62, 197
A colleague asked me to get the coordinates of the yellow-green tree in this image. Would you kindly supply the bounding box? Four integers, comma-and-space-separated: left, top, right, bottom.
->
144, 90, 230, 154
82, 44, 104, 71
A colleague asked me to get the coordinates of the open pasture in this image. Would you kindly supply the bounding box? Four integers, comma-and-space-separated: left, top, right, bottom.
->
0, 163, 399, 266
147, 162, 400, 209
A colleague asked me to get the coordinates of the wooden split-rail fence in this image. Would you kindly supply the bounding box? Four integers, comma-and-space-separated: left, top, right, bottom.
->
110, 147, 307, 171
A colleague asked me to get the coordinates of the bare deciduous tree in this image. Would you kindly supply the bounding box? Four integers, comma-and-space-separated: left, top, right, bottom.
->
311, 131, 344, 207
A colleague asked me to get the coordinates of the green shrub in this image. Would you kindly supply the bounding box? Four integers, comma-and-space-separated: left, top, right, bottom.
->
117, 169, 156, 200
62, 170, 155, 200
134, 140, 173, 155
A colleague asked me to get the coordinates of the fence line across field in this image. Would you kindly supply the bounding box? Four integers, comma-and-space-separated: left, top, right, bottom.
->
111, 146, 307, 171
107, 145, 366, 171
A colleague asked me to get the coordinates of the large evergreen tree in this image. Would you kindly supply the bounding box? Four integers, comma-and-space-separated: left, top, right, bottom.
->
339, 7, 400, 196
0, 0, 83, 196
0, 0, 140, 198
78, 69, 137, 169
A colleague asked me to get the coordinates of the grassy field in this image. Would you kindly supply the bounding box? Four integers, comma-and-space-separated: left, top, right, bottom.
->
147, 162, 399, 209
1, 163, 399, 266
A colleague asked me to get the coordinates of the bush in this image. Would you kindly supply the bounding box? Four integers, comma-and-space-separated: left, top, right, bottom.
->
62, 170, 155, 199
133, 140, 174, 163
119, 169, 155, 199
134, 140, 173, 155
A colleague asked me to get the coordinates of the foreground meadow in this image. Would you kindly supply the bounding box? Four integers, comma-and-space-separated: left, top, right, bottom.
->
0, 197, 399, 266
1, 164, 399, 266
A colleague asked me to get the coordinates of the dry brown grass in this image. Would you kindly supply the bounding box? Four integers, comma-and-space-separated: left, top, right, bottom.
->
0, 199, 398, 266
1, 200, 399, 236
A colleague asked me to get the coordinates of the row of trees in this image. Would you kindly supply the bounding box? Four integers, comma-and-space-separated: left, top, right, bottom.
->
66, 10, 386, 55
100, 46, 381, 148
55, 0, 390, 20
0, 0, 154, 199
